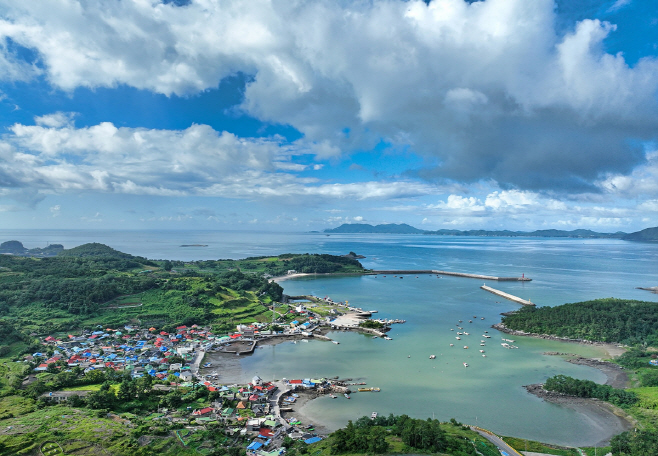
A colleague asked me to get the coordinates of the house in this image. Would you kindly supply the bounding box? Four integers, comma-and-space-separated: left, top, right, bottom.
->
193, 407, 214, 417
179, 371, 193, 382
41, 390, 92, 402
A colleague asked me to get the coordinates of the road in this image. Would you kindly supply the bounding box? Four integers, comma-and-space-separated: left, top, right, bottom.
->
470, 426, 523, 456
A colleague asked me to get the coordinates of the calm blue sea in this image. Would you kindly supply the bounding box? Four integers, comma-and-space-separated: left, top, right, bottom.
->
3, 229, 658, 445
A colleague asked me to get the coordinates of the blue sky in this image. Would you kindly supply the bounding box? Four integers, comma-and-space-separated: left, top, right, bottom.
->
1, 0, 657, 232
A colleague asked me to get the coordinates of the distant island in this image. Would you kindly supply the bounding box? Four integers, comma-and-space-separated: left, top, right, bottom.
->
0, 240, 64, 257
324, 223, 658, 241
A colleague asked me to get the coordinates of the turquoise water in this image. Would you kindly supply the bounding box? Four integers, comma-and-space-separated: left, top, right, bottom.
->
4, 230, 658, 445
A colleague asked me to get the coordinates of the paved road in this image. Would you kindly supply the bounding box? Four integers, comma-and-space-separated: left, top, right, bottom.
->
470, 426, 523, 456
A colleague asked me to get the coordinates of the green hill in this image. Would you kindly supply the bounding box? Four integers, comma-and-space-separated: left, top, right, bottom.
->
623, 226, 658, 242
57, 242, 137, 259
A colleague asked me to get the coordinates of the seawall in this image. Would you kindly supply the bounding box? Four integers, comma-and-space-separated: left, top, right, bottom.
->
481, 284, 535, 306
370, 270, 531, 281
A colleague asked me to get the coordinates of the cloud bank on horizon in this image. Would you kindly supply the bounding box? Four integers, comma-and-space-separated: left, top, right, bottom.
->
0, 0, 657, 231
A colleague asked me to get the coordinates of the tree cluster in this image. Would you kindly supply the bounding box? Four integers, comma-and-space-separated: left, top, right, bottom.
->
543, 375, 638, 407
329, 414, 477, 455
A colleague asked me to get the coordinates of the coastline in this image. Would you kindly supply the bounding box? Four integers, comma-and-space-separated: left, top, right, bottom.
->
492, 323, 627, 358
523, 384, 636, 446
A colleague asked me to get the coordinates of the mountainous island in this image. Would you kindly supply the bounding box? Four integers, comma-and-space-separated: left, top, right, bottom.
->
324, 223, 658, 241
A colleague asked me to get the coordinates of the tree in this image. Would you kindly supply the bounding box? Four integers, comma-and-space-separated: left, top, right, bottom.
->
163, 260, 173, 271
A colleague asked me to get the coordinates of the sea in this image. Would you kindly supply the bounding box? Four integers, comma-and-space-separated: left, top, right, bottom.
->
4, 229, 658, 446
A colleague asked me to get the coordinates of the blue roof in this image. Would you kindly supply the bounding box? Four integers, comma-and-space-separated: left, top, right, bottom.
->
304, 437, 322, 445
247, 442, 263, 450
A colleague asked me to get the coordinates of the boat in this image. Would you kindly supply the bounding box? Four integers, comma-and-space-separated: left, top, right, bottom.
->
383, 336, 392, 340
469, 320, 472, 323
458, 320, 462, 323
371, 412, 378, 419
482, 354, 486, 357
449, 344, 454, 346
463, 332, 469, 335
457, 332, 462, 335
344, 393, 350, 399
332, 341, 340, 344
330, 394, 337, 398
483, 335, 491, 338
480, 343, 485, 346
429, 355, 436, 359
502, 338, 515, 343
455, 337, 461, 340
501, 343, 510, 348
358, 387, 372, 392
463, 346, 468, 349
463, 362, 468, 367
481, 317, 485, 320
372, 388, 380, 392
479, 350, 485, 353
484, 331, 488, 333
450, 328, 454, 331
408, 355, 411, 358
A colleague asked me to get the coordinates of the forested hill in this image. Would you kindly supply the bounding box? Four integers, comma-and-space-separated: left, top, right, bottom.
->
324, 223, 425, 234
501, 298, 658, 345
623, 226, 658, 242
57, 242, 143, 260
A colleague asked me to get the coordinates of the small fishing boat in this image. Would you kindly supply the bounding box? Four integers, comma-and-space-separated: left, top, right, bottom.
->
371, 412, 378, 419
429, 354, 436, 359
463, 346, 468, 349
330, 394, 337, 398
479, 350, 485, 353
455, 337, 461, 340
449, 343, 454, 346
344, 393, 350, 399
463, 362, 469, 367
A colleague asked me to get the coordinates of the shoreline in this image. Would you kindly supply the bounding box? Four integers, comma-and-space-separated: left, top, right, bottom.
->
523, 383, 636, 446
492, 323, 627, 358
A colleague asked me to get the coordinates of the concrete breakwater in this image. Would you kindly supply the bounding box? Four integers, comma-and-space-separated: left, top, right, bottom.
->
481, 285, 535, 306
371, 270, 531, 281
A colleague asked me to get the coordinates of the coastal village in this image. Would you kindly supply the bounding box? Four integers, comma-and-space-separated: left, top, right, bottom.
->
27, 294, 402, 455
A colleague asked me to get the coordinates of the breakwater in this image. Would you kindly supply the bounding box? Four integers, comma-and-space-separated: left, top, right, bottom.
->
371, 270, 531, 281
480, 285, 535, 306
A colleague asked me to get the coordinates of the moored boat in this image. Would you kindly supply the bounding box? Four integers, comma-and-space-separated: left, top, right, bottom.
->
429, 354, 436, 359
463, 362, 468, 367
344, 393, 350, 399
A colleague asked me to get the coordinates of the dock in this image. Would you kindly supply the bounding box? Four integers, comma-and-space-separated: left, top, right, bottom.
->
371, 270, 531, 281
480, 285, 535, 306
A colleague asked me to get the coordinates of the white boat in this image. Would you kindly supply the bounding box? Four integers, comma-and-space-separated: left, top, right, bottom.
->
501, 343, 510, 348
449, 343, 454, 347
451, 328, 454, 331
457, 332, 463, 335
464, 332, 469, 335
371, 412, 378, 419
384, 336, 392, 340
480, 343, 485, 346
463, 346, 468, 349
330, 394, 337, 398
502, 338, 515, 343
479, 350, 485, 353
463, 362, 468, 367
455, 337, 461, 340
332, 341, 340, 344
482, 354, 486, 357
483, 335, 491, 338
344, 393, 350, 399
429, 354, 436, 359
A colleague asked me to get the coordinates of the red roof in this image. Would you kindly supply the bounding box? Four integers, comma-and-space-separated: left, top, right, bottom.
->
160, 331, 169, 336
193, 407, 213, 416
259, 428, 274, 437
44, 336, 56, 342
289, 379, 303, 384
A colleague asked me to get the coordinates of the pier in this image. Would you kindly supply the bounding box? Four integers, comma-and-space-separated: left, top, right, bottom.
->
371, 270, 531, 281
480, 284, 535, 306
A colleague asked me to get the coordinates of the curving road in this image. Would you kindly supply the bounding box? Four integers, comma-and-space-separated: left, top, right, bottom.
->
470, 426, 524, 456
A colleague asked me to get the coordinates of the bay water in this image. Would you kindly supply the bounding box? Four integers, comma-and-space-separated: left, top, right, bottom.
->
3, 230, 658, 445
